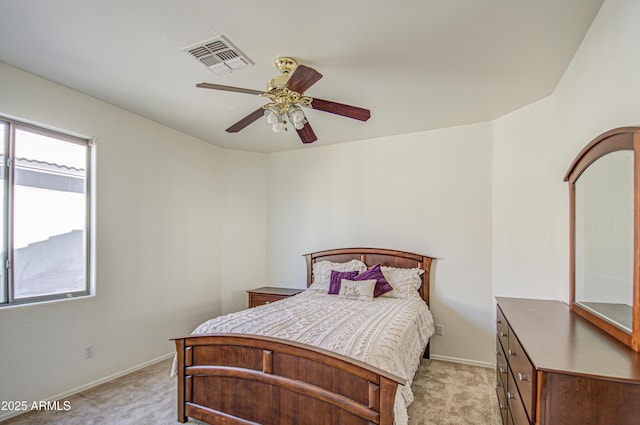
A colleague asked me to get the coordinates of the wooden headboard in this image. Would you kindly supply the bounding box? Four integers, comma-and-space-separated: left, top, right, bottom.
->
303, 247, 435, 306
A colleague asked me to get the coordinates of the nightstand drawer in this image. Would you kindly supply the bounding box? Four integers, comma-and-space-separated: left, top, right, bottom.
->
249, 293, 288, 307
247, 287, 304, 308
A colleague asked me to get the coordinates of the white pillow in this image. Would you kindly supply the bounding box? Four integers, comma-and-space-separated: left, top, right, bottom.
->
379, 266, 425, 299
338, 279, 376, 301
308, 259, 367, 292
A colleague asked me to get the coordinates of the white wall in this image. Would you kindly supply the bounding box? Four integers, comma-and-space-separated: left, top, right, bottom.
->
0, 62, 268, 416
493, 0, 640, 302
267, 123, 495, 365
220, 149, 268, 314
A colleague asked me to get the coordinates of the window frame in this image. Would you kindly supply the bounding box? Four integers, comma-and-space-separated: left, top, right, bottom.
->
0, 116, 95, 307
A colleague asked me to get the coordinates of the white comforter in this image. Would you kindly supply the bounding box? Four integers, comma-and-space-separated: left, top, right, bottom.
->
183, 290, 434, 425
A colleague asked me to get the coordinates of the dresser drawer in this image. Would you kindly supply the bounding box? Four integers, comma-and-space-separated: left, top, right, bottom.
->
507, 368, 530, 425
496, 338, 509, 389
495, 385, 509, 425
496, 305, 509, 350
507, 332, 535, 423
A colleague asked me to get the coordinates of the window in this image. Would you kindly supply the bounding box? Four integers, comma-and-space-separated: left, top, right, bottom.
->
0, 117, 94, 306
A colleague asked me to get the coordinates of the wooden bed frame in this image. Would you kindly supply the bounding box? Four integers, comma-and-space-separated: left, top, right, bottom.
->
173, 247, 435, 425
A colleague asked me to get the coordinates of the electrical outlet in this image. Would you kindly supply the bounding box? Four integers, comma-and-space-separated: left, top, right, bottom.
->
84, 345, 94, 359
436, 324, 444, 336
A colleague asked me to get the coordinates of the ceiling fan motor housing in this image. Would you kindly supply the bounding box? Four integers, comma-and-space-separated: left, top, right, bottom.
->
274, 57, 297, 75
268, 57, 298, 91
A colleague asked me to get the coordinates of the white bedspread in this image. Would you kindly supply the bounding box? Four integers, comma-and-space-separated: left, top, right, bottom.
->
180, 290, 434, 425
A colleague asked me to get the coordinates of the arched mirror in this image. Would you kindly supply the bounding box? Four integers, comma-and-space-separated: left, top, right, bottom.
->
565, 127, 640, 352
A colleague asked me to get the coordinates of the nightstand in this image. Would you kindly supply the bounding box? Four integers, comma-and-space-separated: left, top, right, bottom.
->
247, 286, 304, 308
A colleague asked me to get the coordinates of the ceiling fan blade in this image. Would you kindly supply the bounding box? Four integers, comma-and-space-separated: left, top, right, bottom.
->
197, 83, 265, 96
310, 98, 371, 121
296, 122, 318, 144
285, 65, 323, 94
226, 107, 265, 133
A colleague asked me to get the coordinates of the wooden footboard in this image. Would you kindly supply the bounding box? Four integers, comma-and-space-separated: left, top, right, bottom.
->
173, 334, 406, 425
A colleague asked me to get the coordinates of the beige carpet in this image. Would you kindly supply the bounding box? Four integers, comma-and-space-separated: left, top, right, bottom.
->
408, 359, 502, 425
1, 358, 501, 425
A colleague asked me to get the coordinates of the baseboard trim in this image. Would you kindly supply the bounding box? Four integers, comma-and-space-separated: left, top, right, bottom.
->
0, 352, 174, 422
430, 354, 495, 369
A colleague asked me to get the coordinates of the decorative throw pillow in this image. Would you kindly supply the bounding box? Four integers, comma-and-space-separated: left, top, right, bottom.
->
308, 259, 367, 292
328, 270, 359, 294
338, 279, 376, 301
379, 266, 425, 298
352, 264, 393, 297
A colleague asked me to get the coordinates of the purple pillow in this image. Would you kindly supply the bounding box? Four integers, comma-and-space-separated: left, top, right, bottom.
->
353, 264, 393, 297
328, 270, 359, 294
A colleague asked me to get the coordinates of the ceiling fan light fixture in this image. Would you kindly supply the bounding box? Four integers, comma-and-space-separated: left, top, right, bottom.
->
265, 110, 278, 125
289, 106, 307, 130
264, 104, 307, 133
265, 106, 279, 123
264, 105, 284, 132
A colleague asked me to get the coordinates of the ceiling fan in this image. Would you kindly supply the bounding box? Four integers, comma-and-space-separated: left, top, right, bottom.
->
196, 57, 371, 144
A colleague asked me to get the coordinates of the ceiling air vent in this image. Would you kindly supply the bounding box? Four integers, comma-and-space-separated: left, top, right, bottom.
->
183, 35, 252, 74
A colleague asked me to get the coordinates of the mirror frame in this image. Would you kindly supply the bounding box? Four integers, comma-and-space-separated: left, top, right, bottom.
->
564, 127, 640, 352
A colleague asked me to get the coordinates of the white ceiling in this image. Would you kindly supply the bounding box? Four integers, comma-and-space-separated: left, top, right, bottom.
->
0, 0, 603, 153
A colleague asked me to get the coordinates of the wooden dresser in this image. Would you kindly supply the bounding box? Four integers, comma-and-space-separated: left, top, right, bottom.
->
496, 297, 640, 425
247, 286, 304, 308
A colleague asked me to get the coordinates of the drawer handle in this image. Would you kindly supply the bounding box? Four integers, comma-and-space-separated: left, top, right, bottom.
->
499, 331, 506, 337
507, 392, 516, 400
499, 402, 507, 410
264, 301, 270, 304
499, 367, 506, 374
518, 372, 528, 382
497, 320, 503, 324
507, 349, 515, 356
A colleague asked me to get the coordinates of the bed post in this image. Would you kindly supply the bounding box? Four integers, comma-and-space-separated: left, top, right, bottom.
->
175, 338, 187, 423
304, 253, 313, 286
421, 256, 433, 359
379, 376, 398, 425
420, 256, 432, 306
